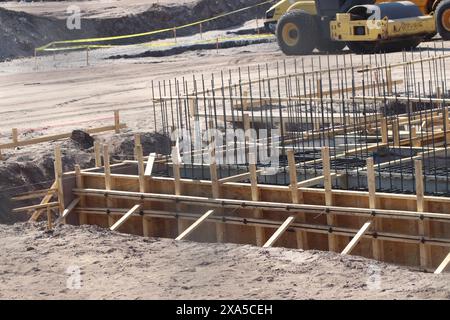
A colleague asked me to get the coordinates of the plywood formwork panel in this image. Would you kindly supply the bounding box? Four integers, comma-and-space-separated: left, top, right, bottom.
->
64, 167, 450, 270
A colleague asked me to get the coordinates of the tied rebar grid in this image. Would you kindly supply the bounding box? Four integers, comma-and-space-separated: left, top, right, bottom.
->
149, 42, 450, 196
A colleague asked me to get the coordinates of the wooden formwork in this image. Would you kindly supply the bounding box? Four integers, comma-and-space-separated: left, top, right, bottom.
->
10, 52, 450, 274
21, 136, 446, 274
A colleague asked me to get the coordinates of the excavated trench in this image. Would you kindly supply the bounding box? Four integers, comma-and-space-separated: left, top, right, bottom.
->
0, 0, 271, 60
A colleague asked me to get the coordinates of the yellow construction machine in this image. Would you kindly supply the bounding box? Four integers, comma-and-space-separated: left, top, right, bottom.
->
272, 0, 448, 54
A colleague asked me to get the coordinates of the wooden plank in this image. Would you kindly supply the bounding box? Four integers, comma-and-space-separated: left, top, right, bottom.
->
114, 110, 121, 134
73, 188, 450, 221
12, 128, 18, 144
29, 181, 57, 221
322, 146, 337, 252
54, 146, 65, 215
367, 158, 376, 209
61, 198, 80, 220
144, 153, 156, 176
367, 157, 383, 260
263, 216, 295, 248
297, 173, 341, 187
0, 124, 126, 150
393, 120, 400, 146
94, 141, 102, 167
218, 172, 252, 184
172, 146, 184, 234
209, 140, 225, 242
13, 202, 59, 212
103, 145, 112, 190
341, 220, 373, 255
135, 145, 145, 193
250, 161, 264, 246
381, 117, 388, 144
47, 206, 52, 230
415, 159, 431, 269
11, 188, 57, 201
175, 209, 215, 240
103, 144, 114, 227
110, 204, 142, 231
75, 165, 87, 225
445, 109, 450, 145
288, 149, 307, 249
434, 252, 450, 274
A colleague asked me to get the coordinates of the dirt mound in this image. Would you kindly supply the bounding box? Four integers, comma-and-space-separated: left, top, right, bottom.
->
0, 222, 448, 299
0, 131, 171, 224
0, 0, 271, 60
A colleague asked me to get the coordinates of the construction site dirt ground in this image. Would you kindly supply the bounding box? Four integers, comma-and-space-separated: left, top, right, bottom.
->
0, 223, 449, 299
1, 0, 450, 300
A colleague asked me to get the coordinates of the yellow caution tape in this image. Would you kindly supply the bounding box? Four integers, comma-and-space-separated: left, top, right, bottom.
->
36, 0, 274, 52
40, 33, 275, 53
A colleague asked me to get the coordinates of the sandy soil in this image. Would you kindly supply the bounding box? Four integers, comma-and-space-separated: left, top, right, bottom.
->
0, 0, 199, 19
1, 39, 446, 142
0, 222, 448, 299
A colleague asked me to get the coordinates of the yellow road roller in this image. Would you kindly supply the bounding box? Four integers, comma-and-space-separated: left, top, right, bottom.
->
276, 0, 441, 54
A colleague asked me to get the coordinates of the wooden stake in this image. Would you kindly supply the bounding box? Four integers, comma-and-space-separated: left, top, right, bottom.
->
172, 145, 186, 235
393, 120, 400, 146
209, 140, 225, 242
114, 110, 120, 134
415, 159, 431, 269
322, 146, 337, 252
94, 141, 102, 167
47, 206, 52, 230
288, 149, 307, 249
367, 158, 383, 260
411, 127, 420, 147
135, 145, 145, 193
386, 66, 393, 95
445, 109, 450, 145
75, 165, 87, 225
103, 144, 114, 227
54, 146, 65, 215
250, 161, 264, 246
12, 128, 18, 145
381, 117, 388, 144
86, 47, 89, 66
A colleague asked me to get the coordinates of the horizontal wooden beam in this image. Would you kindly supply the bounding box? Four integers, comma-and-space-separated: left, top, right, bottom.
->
175, 210, 215, 241
297, 173, 342, 187
78, 207, 450, 247
110, 204, 142, 231
11, 188, 57, 201
72, 188, 450, 221
263, 216, 295, 248
0, 124, 126, 150
341, 220, 373, 255
13, 202, 59, 213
